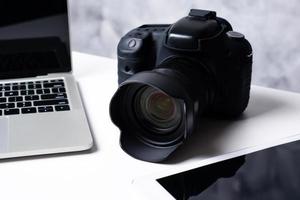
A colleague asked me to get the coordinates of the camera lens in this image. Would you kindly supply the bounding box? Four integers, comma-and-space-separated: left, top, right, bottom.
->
109, 60, 208, 162
134, 86, 182, 133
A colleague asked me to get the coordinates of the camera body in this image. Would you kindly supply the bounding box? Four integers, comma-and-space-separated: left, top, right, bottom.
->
111, 9, 253, 162
117, 9, 252, 117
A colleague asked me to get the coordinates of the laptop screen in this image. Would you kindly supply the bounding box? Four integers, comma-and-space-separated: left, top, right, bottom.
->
0, 0, 71, 79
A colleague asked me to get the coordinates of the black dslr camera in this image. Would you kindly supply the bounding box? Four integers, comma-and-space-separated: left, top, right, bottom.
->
110, 9, 252, 162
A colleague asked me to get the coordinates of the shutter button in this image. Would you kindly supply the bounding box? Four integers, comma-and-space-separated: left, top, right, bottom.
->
227, 31, 245, 40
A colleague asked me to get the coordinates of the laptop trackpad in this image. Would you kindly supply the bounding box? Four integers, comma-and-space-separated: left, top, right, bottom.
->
0, 118, 9, 153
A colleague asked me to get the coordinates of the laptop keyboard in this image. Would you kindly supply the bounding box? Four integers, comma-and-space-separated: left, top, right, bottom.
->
0, 79, 70, 116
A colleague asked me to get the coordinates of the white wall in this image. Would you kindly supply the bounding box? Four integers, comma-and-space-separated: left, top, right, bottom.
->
69, 0, 300, 92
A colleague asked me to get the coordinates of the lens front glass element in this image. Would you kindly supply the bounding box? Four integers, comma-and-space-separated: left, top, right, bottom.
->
134, 86, 182, 133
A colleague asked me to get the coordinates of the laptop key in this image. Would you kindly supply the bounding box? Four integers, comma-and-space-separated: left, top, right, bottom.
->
36, 89, 43, 94
59, 87, 66, 93
52, 88, 59, 93
17, 102, 32, 107
0, 97, 6, 103
55, 105, 70, 111
41, 93, 67, 100
38, 106, 54, 113
44, 82, 64, 88
44, 89, 51, 94
51, 79, 63, 83
33, 99, 68, 106
4, 108, 19, 115
12, 86, 17, 90
2, 86, 10, 91
21, 107, 37, 114
16, 96, 23, 101
0, 103, 15, 109
0, 110, 2, 116
5, 91, 18, 96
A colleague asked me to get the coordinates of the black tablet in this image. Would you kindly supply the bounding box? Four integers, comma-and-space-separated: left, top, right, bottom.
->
158, 139, 300, 200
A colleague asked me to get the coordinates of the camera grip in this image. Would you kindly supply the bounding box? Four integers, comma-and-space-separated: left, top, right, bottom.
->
212, 35, 253, 117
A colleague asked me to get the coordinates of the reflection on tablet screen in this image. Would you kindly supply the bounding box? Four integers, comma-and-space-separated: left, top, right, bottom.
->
158, 140, 300, 200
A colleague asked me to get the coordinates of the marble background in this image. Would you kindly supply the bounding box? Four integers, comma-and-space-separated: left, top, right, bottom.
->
69, 0, 300, 92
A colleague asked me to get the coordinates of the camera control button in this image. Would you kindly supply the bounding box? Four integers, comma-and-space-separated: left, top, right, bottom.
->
128, 39, 137, 48
227, 31, 245, 40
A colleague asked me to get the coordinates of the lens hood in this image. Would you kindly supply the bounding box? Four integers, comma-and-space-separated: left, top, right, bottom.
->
110, 70, 198, 162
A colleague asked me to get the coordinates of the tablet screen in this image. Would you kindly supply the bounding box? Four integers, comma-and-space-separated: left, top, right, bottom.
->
157, 140, 300, 200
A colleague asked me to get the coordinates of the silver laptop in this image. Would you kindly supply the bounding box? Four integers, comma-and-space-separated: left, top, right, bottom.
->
0, 0, 93, 159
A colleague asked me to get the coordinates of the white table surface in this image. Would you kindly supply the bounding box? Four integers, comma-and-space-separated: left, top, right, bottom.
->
1, 52, 300, 200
